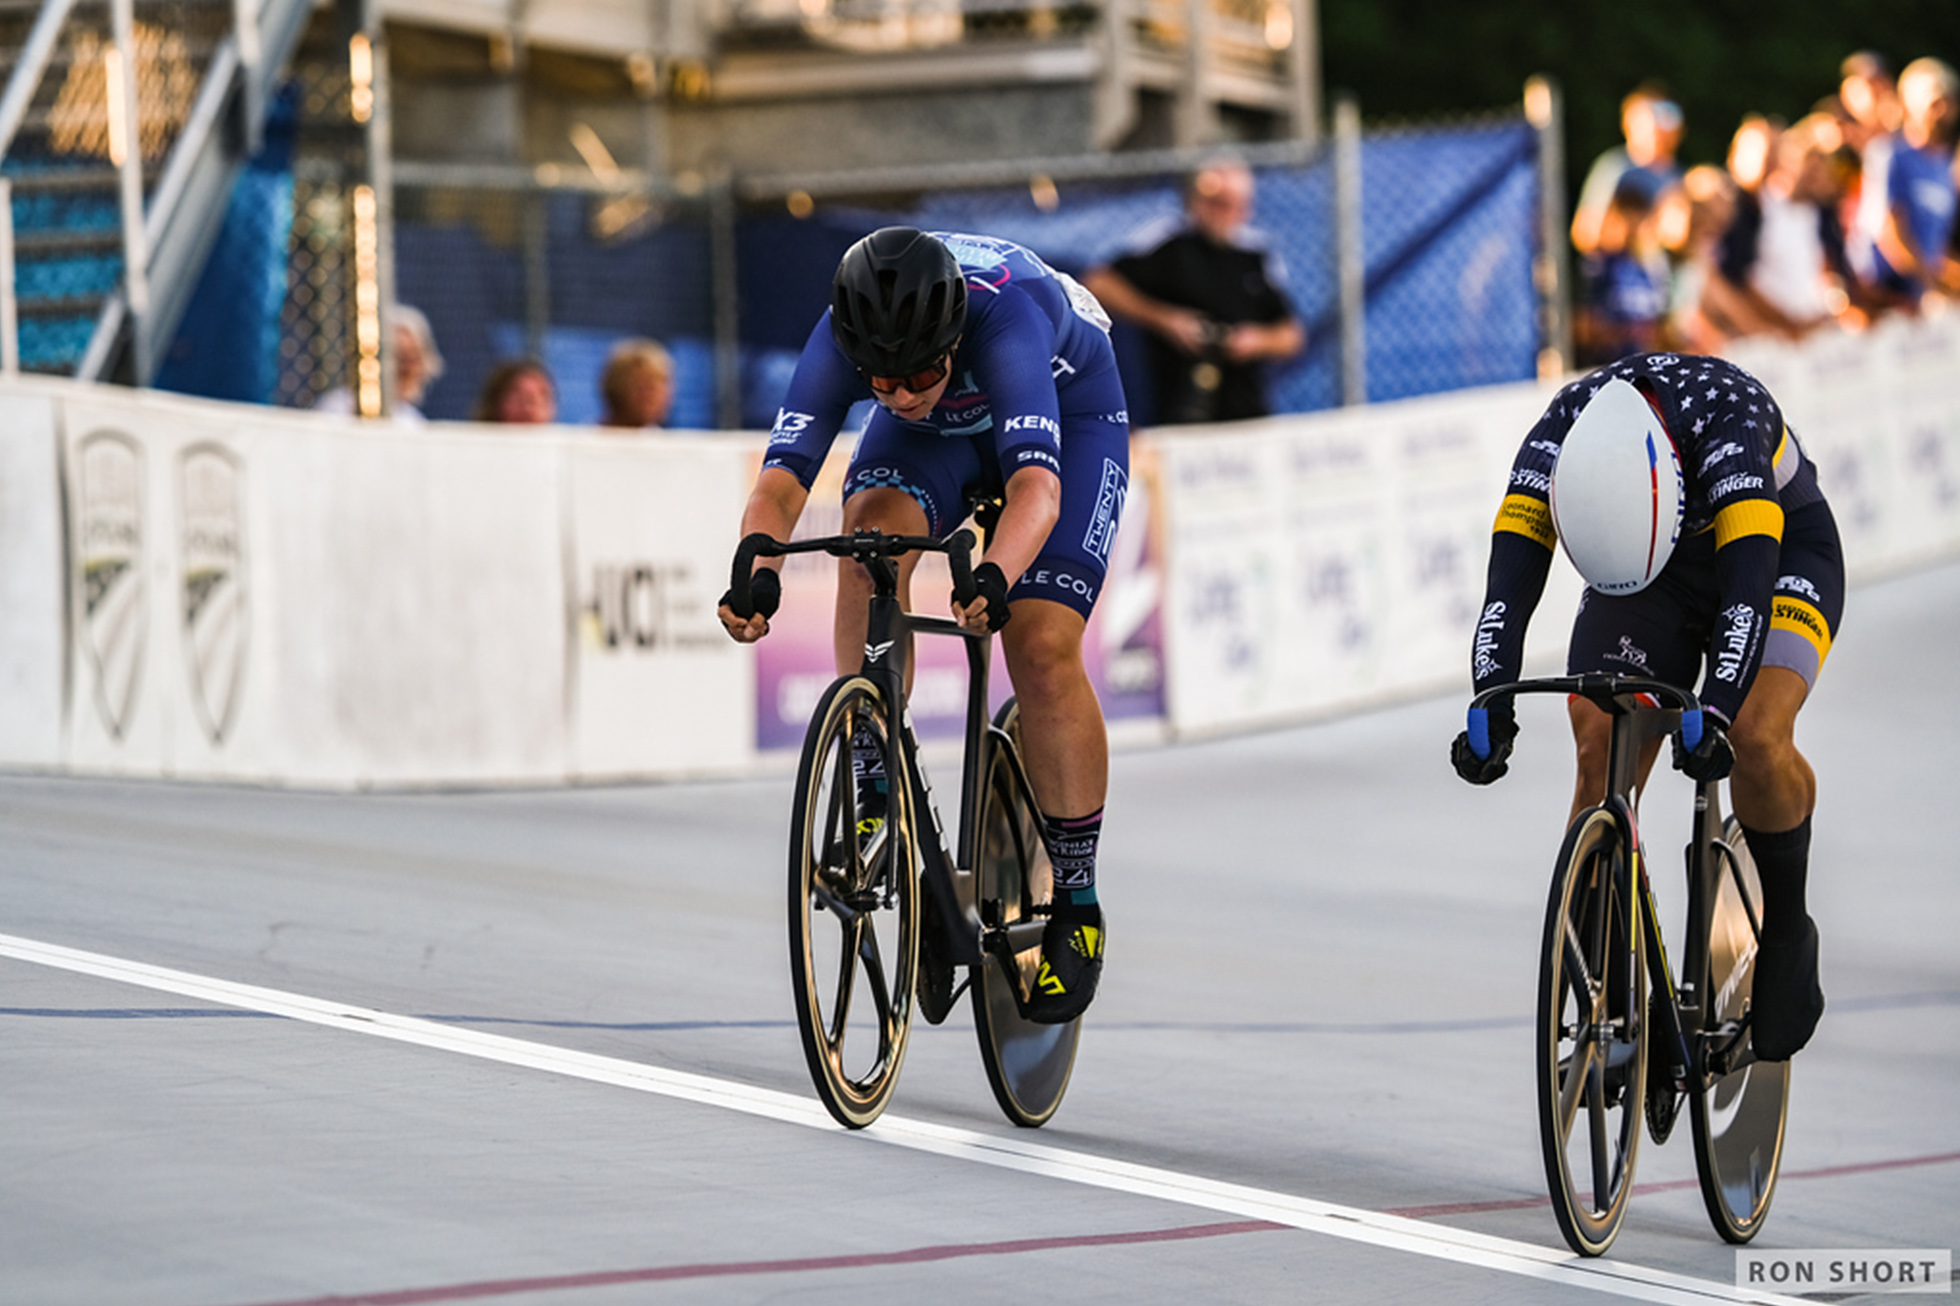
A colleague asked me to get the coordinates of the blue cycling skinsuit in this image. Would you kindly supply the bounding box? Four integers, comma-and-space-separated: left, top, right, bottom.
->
762, 231, 1131, 619
1473, 352, 1844, 725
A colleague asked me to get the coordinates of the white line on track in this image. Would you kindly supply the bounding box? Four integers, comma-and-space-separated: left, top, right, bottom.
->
1, 931, 1805, 1306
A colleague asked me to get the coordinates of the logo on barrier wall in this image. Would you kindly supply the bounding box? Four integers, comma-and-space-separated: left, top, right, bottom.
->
75, 430, 146, 739
580, 561, 722, 653
179, 443, 248, 744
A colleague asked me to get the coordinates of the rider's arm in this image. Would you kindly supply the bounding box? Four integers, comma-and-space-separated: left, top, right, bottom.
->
722, 317, 857, 642
759, 314, 863, 489
1693, 401, 1790, 725
1471, 422, 1565, 694
719, 467, 810, 642
1700, 504, 1782, 726
738, 467, 810, 560
952, 286, 1071, 630
975, 464, 1060, 583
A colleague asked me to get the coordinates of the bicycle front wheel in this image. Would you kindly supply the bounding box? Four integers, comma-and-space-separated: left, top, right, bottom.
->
972, 699, 1080, 1128
788, 676, 917, 1129
1690, 817, 1789, 1243
1538, 805, 1648, 1257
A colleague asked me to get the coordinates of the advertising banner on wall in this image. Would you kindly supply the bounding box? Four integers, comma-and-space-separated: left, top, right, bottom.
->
56, 391, 573, 785
61, 392, 253, 776
1157, 383, 1578, 736
564, 436, 753, 777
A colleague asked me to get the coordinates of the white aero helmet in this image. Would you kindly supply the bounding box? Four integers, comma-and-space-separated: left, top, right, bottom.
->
1549, 377, 1684, 594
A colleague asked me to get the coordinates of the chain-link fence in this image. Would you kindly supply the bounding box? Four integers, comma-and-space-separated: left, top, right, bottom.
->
155, 52, 1554, 428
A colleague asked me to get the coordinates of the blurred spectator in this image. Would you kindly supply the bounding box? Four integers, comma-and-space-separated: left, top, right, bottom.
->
474, 358, 557, 425
1842, 57, 1952, 311
1574, 170, 1669, 365
1712, 114, 1859, 340
312, 304, 442, 424
1836, 51, 1903, 153
598, 338, 675, 430
1727, 114, 1780, 196
1572, 85, 1685, 257
1082, 157, 1304, 424
1850, 56, 1959, 310
1656, 164, 1743, 354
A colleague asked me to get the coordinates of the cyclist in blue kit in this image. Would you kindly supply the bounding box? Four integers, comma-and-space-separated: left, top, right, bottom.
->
1451, 352, 1843, 1062
718, 227, 1130, 1024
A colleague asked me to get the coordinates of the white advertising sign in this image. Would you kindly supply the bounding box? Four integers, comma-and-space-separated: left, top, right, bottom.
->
564, 435, 752, 778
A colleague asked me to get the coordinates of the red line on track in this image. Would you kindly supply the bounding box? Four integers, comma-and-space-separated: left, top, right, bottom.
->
235, 1220, 1288, 1306
233, 1150, 1960, 1306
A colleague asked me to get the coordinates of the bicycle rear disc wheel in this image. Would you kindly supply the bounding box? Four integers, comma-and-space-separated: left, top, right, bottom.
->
1690, 817, 1789, 1243
972, 699, 1080, 1128
788, 676, 917, 1129
1538, 805, 1648, 1257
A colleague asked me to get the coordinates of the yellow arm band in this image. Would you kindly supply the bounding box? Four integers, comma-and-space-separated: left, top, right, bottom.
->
1493, 493, 1557, 550
1712, 498, 1784, 548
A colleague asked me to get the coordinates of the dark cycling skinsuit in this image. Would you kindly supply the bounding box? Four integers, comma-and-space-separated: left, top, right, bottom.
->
1472, 352, 1843, 720
763, 231, 1131, 618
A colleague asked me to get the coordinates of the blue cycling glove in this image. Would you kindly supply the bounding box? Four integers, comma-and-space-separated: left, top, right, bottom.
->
1451, 703, 1516, 785
1672, 707, 1735, 783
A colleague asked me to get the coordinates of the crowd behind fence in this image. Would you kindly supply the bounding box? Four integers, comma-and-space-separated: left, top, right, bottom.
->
152, 44, 1559, 430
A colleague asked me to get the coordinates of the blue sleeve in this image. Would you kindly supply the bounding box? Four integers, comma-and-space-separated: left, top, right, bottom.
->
968, 289, 1064, 480
761, 313, 865, 489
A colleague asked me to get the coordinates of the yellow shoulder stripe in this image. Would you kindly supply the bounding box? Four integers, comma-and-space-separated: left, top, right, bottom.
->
1713, 498, 1784, 548
1494, 493, 1556, 550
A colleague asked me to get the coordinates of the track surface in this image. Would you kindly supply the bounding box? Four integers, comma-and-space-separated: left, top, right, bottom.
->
4, 563, 1956, 1306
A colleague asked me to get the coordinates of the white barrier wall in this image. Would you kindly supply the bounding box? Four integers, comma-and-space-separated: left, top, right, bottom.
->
1155, 384, 1580, 735
0, 390, 64, 768
2, 316, 1955, 784
1154, 315, 1960, 737
1723, 316, 1960, 584
1, 376, 753, 786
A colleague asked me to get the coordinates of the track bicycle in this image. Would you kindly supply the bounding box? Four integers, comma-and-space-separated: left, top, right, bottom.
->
730, 526, 1082, 1130
1471, 674, 1790, 1256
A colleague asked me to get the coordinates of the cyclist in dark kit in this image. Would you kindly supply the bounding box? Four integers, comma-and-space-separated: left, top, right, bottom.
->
1451, 351, 1843, 1062
718, 227, 1130, 1024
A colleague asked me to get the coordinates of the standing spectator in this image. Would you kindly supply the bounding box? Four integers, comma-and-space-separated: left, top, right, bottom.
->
1836, 51, 1902, 154
1836, 53, 1901, 305
1712, 115, 1858, 340
1571, 85, 1685, 257
598, 338, 675, 430
1573, 171, 1669, 366
1082, 157, 1304, 425
474, 358, 557, 425
1850, 57, 1959, 310
1656, 164, 1743, 354
312, 304, 442, 424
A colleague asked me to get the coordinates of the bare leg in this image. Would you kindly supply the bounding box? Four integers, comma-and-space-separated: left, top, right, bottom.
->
833, 488, 928, 678
1000, 598, 1105, 821
1726, 667, 1814, 832
1566, 697, 1663, 822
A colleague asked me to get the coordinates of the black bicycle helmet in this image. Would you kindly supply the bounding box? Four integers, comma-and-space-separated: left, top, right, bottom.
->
829, 227, 967, 378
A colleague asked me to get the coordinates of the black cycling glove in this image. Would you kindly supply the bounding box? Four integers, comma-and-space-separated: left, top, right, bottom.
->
1672, 708, 1735, 783
1451, 703, 1516, 785
966, 562, 1012, 632
721, 567, 781, 622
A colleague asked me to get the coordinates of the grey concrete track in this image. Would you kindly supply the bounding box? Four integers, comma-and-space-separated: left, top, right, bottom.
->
3, 562, 1956, 1306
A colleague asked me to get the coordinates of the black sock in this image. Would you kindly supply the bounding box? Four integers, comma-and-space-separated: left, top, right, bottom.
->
1042, 808, 1102, 917
1739, 816, 1811, 944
